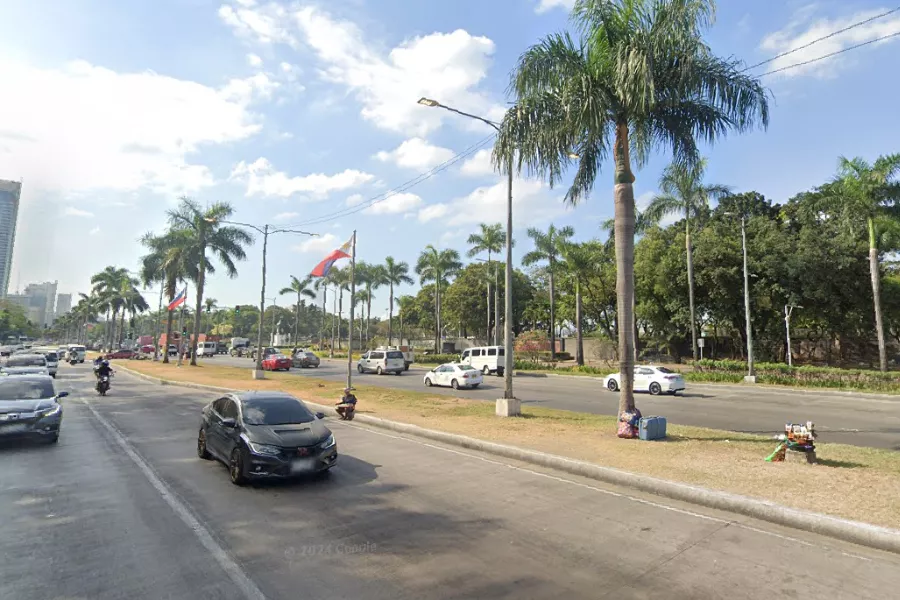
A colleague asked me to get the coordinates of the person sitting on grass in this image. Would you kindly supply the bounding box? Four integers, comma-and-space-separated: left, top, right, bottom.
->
336, 387, 357, 420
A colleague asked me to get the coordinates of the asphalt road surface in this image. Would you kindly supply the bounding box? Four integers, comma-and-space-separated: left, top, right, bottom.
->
210, 355, 900, 450
2, 365, 900, 599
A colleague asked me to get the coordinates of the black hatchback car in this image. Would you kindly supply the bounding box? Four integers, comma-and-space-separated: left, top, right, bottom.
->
197, 391, 337, 485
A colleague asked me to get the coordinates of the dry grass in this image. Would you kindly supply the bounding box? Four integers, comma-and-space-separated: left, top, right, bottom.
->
122, 360, 900, 529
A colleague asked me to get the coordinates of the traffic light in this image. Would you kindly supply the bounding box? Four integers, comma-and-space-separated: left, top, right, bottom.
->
235, 305, 241, 315
182, 327, 188, 337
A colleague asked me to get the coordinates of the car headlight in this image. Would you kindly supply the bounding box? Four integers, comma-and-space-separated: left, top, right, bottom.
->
247, 442, 281, 456
319, 434, 336, 450
40, 403, 61, 418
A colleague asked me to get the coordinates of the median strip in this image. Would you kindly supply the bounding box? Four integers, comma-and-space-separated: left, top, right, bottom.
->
112, 360, 900, 551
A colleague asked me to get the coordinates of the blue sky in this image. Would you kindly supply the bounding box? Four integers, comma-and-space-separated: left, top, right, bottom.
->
1, 0, 899, 319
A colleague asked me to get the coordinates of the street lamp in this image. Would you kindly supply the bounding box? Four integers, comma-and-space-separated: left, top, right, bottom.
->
785, 304, 802, 368
418, 97, 518, 415
206, 218, 317, 378
724, 212, 755, 382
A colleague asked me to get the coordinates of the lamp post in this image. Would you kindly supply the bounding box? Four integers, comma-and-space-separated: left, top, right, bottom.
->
785, 304, 802, 368
418, 97, 518, 415
723, 212, 755, 381
205, 219, 316, 378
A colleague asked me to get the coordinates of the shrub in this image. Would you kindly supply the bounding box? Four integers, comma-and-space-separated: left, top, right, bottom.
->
692, 359, 900, 392
417, 353, 462, 365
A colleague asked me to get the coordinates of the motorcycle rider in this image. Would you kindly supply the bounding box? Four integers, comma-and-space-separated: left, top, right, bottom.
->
335, 387, 357, 420
95, 359, 114, 391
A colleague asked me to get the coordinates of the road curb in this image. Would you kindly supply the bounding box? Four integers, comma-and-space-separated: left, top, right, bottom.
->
114, 365, 900, 555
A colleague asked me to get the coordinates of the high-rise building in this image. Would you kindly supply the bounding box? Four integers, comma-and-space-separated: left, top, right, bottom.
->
22, 281, 58, 327
56, 293, 72, 319
0, 180, 22, 298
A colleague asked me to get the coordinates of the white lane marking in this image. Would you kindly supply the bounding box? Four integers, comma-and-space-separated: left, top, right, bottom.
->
339, 421, 877, 563
82, 399, 268, 600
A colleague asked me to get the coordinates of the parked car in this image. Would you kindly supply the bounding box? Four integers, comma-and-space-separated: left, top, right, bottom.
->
603, 366, 686, 396
251, 346, 278, 360
424, 363, 483, 389
0, 375, 67, 444
197, 391, 335, 485
292, 351, 320, 369
459, 345, 506, 376
105, 349, 136, 360
357, 350, 404, 375
262, 354, 292, 371
1, 354, 50, 376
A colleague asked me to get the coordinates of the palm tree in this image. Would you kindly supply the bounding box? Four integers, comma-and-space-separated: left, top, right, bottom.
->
280, 276, 316, 345
559, 241, 601, 366
415, 245, 462, 351
91, 266, 131, 350
493, 0, 769, 417
356, 262, 386, 347
204, 297, 217, 335
328, 266, 350, 350
397, 295, 416, 347
121, 285, 149, 342
467, 223, 509, 345
313, 277, 330, 351
644, 159, 730, 361
167, 197, 253, 365
522, 224, 573, 360
821, 154, 900, 372
382, 257, 413, 345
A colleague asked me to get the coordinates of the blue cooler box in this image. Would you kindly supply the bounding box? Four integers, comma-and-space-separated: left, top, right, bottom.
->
639, 416, 667, 441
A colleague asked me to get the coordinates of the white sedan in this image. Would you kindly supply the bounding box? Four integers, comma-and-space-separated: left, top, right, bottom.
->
603, 366, 686, 395
424, 363, 483, 390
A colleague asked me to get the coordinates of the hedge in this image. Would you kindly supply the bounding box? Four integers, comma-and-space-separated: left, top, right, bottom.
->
692, 359, 900, 392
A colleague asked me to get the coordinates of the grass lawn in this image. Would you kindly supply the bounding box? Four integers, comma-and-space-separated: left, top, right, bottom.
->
120, 359, 900, 529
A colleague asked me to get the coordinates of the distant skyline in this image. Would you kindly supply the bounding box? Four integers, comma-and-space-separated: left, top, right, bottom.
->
2, 1, 900, 314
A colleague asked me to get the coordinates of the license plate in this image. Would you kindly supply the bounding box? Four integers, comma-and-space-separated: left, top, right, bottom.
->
290, 458, 315, 473
0, 423, 30, 434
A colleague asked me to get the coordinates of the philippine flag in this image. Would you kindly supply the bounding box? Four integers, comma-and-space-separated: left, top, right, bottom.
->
167, 288, 187, 311
310, 234, 354, 277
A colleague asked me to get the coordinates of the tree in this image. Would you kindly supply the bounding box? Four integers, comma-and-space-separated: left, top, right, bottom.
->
522, 224, 573, 360
415, 245, 462, 351
356, 262, 386, 347
382, 257, 413, 345
397, 295, 416, 346
312, 277, 330, 350
559, 241, 603, 365
280, 276, 316, 345
644, 159, 729, 360
328, 266, 351, 350
493, 0, 769, 417
820, 154, 900, 372
466, 223, 508, 344
204, 297, 217, 335
167, 197, 253, 365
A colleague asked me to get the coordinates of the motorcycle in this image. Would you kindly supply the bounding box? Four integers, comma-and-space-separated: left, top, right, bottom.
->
96, 375, 111, 396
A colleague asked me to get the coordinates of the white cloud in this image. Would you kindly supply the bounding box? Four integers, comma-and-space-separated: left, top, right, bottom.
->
64, 206, 94, 218
759, 7, 900, 78
220, 72, 279, 104
230, 157, 374, 199
295, 232, 336, 253
219, 2, 501, 136
460, 148, 496, 177
345, 193, 365, 207
363, 192, 422, 215
247, 53, 263, 67
418, 178, 568, 227
280, 62, 294, 73
274, 211, 299, 221
535, 0, 575, 14
0, 58, 260, 195
89, 226, 101, 236
374, 138, 455, 169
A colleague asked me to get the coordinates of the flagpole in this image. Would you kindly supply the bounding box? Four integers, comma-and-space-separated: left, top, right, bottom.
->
347, 231, 357, 390
177, 284, 187, 367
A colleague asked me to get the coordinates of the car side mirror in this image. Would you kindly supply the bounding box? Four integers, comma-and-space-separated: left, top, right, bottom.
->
315, 412, 326, 420
57, 391, 69, 399
221, 418, 238, 428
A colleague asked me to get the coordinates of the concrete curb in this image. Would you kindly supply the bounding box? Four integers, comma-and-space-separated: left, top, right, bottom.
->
115, 365, 900, 555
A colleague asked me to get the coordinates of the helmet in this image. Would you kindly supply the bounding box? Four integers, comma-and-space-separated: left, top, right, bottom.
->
102, 360, 110, 367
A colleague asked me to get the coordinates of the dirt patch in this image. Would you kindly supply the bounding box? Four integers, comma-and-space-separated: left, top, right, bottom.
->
122, 360, 900, 529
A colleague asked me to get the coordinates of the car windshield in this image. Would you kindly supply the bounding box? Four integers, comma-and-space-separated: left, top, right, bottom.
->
242, 396, 315, 426
45, 352, 58, 361
305, 353, 317, 359
655, 367, 675, 374
458, 364, 477, 371
271, 354, 287, 360
387, 351, 404, 359
6, 356, 46, 367
0, 379, 55, 400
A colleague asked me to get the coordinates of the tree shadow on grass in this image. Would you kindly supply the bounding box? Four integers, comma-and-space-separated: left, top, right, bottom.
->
815, 458, 867, 469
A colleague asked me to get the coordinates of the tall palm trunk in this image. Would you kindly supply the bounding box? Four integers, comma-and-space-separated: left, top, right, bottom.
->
190, 236, 207, 366
366, 293, 372, 348
118, 310, 126, 348
614, 122, 636, 416
294, 293, 301, 345
493, 262, 500, 346
163, 296, 174, 364
320, 288, 327, 351
388, 283, 395, 345
575, 278, 584, 366
434, 280, 441, 352
337, 289, 343, 351
549, 264, 556, 359
685, 218, 698, 361
868, 217, 887, 372
486, 280, 491, 343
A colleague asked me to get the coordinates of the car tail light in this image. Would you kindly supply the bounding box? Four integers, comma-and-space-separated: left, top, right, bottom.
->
664, 375, 679, 380
462, 373, 469, 378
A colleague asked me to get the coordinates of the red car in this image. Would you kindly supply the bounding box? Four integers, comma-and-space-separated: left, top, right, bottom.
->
261, 354, 292, 371
105, 349, 136, 360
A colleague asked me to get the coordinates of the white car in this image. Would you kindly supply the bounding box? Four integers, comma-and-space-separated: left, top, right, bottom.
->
1, 353, 50, 377
424, 363, 484, 390
603, 366, 686, 395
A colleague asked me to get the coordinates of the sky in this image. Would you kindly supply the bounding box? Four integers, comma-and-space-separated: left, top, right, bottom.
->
1, 0, 899, 320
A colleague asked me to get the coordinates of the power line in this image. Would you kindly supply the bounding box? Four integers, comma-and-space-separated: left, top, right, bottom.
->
757, 30, 900, 77
742, 6, 900, 72
285, 134, 496, 228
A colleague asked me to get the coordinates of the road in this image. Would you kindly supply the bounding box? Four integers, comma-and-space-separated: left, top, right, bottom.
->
2, 365, 900, 599
210, 355, 900, 450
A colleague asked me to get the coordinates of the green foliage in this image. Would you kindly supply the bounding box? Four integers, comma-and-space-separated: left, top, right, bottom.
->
693, 359, 900, 391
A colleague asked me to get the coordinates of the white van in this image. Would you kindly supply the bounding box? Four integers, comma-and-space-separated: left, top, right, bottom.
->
460, 345, 507, 376
196, 341, 218, 358
375, 346, 414, 370
67, 344, 86, 363
357, 350, 405, 375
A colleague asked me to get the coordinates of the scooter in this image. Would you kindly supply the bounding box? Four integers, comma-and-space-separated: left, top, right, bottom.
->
96, 375, 111, 396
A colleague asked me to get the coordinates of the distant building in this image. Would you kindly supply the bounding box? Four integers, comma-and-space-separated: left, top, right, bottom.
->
10, 281, 59, 327
0, 180, 22, 298
56, 293, 72, 318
